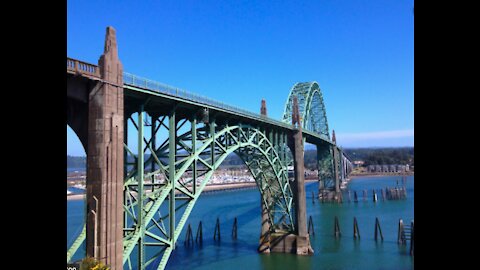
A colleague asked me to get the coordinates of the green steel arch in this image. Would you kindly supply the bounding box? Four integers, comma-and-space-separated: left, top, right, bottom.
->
67, 112, 295, 270
282, 82, 330, 139
282, 82, 335, 189
124, 122, 294, 269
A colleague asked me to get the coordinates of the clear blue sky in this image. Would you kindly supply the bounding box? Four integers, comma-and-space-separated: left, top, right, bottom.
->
67, 0, 414, 156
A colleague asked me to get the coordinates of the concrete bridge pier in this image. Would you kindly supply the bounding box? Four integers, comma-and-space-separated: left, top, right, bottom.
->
332, 130, 342, 203
269, 96, 314, 255
86, 26, 124, 269
258, 99, 271, 253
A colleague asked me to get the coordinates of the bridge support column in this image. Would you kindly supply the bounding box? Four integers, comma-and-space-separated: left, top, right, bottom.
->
259, 100, 271, 253
86, 26, 124, 269
332, 145, 341, 202
317, 145, 325, 198
331, 130, 342, 203
280, 96, 313, 255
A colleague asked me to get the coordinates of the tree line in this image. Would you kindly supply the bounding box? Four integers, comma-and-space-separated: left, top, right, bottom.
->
67, 147, 413, 169
67, 155, 86, 168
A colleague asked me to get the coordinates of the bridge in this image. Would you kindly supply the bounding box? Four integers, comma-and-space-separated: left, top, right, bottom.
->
67, 27, 353, 270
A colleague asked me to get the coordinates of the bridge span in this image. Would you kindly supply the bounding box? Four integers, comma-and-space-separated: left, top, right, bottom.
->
67, 26, 352, 270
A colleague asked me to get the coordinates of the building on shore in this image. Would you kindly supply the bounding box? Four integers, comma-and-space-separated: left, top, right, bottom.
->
366, 164, 412, 173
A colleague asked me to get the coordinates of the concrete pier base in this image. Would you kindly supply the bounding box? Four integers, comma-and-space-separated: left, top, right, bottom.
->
318, 190, 343, 203
269, 232, 314, 255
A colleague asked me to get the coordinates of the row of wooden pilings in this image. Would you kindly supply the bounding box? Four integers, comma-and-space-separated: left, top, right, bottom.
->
313, 216, 414, 256
184, 215, 413, 256
312, 187, 407, 204
183, 217, 238, 246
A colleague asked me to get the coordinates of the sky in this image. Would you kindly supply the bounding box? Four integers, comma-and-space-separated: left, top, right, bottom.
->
67, 0, 414, 156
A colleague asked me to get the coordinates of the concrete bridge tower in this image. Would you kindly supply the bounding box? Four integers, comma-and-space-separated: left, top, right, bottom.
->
289, 96, 314, 255
86, 26, 124, 269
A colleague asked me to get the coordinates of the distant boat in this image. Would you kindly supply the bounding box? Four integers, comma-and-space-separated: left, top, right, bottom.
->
67, 190, 73, 195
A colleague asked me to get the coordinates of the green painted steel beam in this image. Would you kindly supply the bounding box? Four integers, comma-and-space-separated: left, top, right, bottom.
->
169, 109, 176, 250
66, 224, 86, 263
122, 123, 295, 269
137, 105, 145, 270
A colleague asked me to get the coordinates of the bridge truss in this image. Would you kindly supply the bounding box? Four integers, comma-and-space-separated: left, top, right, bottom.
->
68, 102, 296, 269
282, 82, 336, 190
67, 52, 352, 269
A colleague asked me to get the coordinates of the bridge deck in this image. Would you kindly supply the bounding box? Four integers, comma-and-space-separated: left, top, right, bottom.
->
67, 57, 332, 146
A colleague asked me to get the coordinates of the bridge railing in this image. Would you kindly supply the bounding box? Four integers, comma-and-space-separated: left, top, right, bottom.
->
67, 57, 100, 77
123, 72, 297, 130
66, 57, 330, 141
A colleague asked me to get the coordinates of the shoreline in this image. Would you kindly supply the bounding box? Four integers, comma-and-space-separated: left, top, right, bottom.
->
67, 194, 86, 201
349, 173, 414, 179
67, 179, 320, 200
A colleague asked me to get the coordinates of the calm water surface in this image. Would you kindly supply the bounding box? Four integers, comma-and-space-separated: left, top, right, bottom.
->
67, 175, 414, 269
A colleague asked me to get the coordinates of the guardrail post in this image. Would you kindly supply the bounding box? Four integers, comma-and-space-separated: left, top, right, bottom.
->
74, 60, 79, 73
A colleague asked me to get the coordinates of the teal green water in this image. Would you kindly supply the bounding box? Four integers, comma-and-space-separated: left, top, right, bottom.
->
67, 176, 414, 269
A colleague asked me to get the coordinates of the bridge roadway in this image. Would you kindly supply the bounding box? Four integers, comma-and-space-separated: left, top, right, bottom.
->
67, 57, 333, 147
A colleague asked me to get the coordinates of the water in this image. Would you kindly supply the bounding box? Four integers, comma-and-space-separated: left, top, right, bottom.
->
67, 198, 86, 256
67, 175, 414, 269
67, 167, 85, 173
67, 187, 86, 194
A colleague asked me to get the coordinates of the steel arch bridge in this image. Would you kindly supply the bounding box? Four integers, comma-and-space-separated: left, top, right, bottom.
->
282, 82, 337, 192
283, 82, 330, 139
66, 27, 352, 270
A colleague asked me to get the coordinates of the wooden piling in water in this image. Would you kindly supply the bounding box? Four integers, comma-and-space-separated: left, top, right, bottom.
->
348, 190, 351, 203
184, 223, 194, 246
353, 217, 360, 239
214, 217, 221, 241
354, 191, 358, 203
398, 219, 405, 245
334, 216, 341, 238
373, 189, 378, 202
232, 217, 238, 240
410, 220, 414, 256
312, 191, 315, 204
374, 217, 383, 241
381, 188, 386, 201
308, 215, 315, 236
196, 221, 203, 244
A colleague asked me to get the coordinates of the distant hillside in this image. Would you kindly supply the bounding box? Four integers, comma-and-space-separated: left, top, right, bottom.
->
66, 153, 246, 169
304, 147, 413, 169
67, 155, 86, 168
67, 146, 413, 169
343, 147, 414, 166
